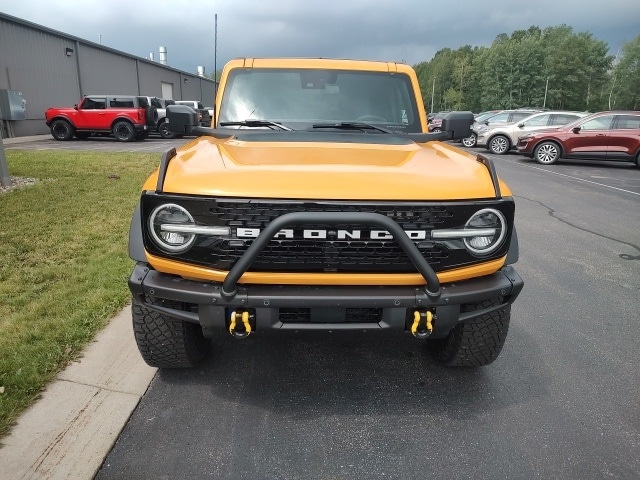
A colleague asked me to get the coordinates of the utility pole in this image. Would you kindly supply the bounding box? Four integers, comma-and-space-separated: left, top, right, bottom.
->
0, 126, 11, 187
430, 77, 435, 114
213, 13, 218, 125
543, 77, 549, 109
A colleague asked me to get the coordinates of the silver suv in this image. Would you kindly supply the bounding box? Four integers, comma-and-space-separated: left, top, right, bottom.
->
478, 110, 589, 155
464, 109, 540, 148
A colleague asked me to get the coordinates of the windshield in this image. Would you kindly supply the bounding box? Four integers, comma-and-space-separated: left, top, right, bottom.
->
475, 111, 498, 123
218, 68, 422, 133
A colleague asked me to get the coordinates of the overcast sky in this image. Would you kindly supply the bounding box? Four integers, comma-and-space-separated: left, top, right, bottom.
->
2, 0, 639, 74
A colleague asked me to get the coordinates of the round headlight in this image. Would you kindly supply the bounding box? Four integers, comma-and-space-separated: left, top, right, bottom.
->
149, 203, 196, 253
463, 208, 507, 255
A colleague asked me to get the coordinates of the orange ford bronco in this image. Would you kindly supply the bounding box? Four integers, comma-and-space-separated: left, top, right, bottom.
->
128, 58, 523, 368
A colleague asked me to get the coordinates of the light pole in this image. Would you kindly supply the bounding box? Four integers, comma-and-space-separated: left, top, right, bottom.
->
213, 13, 218, 125
431, 77, 435, 114
543, 77, 549, 109
0, 126, 11, 187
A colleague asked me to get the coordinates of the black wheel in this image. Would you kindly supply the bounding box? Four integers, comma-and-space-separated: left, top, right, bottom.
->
635, 151, 640, 168
488, 135, 510, 155
112, 120, 136, 142
135, 130, 149, 141
158, 120, 176, 139
146, 106, 159, 126
426, 298, 510, 367
132, 297, 211, 368
534, 141, 561, 165
74, 132, 91, 140
461, 133, 477, 147
50, 119, 74, 141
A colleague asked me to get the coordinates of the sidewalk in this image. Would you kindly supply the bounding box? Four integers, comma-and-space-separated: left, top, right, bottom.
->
1, 134, 51, 145
0, 307, 157, 480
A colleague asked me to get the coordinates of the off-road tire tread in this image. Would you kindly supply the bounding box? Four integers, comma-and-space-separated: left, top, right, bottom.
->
158, 120, 176, 139
113, 120, 136, 142
132, 299, 210, 368
50, 119, 74, 141
426, 298, 510, 367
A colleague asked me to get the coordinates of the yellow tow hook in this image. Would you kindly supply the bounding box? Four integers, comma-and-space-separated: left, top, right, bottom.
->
411, 310, 433, 339
229, 310, 253, 339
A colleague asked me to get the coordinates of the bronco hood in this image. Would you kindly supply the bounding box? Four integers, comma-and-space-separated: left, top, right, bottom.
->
153, 133, 507, 200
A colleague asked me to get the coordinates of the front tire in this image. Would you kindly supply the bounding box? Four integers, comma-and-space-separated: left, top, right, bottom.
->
132, 297, 211, 368
488, 135, 510, 155
534, 141, 561, 164
158, 120, 176, 139
50, 119, 74, 141
113, 120, 136, 142
462, 133, 477, 147
426, 299, 510, 367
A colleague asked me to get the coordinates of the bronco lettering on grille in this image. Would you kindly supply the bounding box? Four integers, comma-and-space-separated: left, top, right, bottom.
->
235, 228, 428, 240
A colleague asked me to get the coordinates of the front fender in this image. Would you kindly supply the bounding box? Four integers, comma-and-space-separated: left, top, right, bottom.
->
45, 112, 76, 127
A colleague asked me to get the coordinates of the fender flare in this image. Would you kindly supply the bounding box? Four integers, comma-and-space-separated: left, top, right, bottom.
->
128, 202, 147, 262
47, 114, 75, 128
505, 225, 519, 265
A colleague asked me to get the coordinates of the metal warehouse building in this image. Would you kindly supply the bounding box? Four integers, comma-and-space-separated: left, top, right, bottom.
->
0, 12, 216, 138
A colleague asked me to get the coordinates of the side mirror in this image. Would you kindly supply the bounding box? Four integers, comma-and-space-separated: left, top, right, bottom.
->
441, 111, 474, 140
166, 104, 199, 134
517, 123, 525, 128
74, 104, 78, 110
572, 126, 581, 133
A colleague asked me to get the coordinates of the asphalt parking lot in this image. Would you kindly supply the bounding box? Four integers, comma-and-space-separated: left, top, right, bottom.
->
3, 133, 190, 153
92, 142, 637, 479
4, 137, 640, 479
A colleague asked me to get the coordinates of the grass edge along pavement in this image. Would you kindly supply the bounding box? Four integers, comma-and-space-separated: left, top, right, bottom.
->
0, 149, 159, 439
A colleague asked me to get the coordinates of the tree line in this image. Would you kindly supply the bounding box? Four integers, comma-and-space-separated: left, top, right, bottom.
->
413, 25, 640, 114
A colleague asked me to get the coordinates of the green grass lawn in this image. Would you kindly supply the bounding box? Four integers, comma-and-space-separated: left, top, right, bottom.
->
0, 149, 159, 439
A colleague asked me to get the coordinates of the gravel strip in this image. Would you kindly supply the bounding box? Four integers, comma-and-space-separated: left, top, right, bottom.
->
0, 176, 37, 194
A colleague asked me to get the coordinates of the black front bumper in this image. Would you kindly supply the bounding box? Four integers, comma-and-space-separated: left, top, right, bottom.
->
128, 264, 523, 338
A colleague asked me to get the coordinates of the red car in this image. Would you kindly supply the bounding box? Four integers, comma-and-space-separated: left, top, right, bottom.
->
516, 110, 640, 167
427, 111, 450, 132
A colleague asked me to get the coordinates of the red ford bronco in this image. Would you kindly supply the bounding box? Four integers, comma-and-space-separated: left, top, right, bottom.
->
45, 95, 157, 141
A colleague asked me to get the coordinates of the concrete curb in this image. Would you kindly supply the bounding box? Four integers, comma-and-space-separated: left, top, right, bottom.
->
1, 134, 51, 145
0, 306, 157, 480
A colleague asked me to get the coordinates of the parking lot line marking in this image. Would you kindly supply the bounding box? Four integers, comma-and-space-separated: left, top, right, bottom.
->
504, 158, 640, 197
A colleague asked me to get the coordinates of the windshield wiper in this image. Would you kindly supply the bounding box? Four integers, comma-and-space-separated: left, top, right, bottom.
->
312, 122, 395, 134
219, 120, 292, 131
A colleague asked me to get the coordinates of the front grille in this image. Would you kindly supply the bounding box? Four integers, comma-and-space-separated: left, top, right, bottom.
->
215, 201, 453, 228
142, 196, 514, 274
212, 238, 450, 272
209, 201, 455, 271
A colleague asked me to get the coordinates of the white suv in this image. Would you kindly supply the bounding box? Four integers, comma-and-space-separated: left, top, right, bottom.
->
477, 110, 589, 155
464, 109, 540, 148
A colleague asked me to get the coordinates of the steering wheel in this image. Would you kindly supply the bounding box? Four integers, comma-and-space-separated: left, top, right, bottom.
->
355, 115, 388, 122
